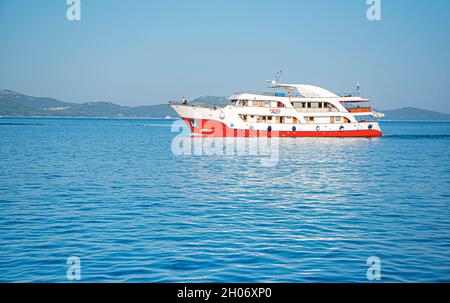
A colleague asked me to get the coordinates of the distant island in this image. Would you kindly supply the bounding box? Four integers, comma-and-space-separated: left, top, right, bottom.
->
1, 89, 450, 121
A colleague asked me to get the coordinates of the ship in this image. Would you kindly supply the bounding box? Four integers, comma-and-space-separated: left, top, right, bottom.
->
169, 80, 383, 137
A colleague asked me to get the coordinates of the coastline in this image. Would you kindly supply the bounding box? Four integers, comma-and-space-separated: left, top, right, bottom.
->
1, 116, 449, 122
0, 115, 180, 120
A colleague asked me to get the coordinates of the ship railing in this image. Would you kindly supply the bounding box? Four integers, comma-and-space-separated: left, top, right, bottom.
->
169, 101, 226, 109
294, 108, 340, 113
233, 91, 318, 98
337, 92, 361, 97
233, 91, 361, 98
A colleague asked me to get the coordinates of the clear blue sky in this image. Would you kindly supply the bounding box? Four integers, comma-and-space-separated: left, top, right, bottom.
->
1, 0, 449, 112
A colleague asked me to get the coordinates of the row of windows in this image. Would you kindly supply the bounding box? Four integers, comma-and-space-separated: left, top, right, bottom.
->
305, 116, 340, 122
292, 102, 336, 109
239, 115, 299, 124
305, 116, 351, 123
239, 115, 351, 124
233, 100, 337, 109
235, 100, 285, 107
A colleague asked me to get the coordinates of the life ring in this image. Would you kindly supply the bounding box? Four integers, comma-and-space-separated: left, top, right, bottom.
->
292, 126, 296, 132
267, 125, 272, 132
339, 125, 344, 131
368, 124, 373, 130
316, 126, 320, 131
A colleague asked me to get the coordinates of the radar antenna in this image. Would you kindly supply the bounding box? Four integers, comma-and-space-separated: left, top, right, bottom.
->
266, 71, 283, 88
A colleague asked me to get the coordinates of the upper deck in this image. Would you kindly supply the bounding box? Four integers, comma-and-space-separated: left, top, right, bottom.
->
231, 90, 362, 99
229, 83, 367, 102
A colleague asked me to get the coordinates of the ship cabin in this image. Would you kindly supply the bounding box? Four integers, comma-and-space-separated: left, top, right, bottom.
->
229, 83, 376, 125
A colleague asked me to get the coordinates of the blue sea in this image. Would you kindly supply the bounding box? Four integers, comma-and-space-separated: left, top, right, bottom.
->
0, 117, 449, 282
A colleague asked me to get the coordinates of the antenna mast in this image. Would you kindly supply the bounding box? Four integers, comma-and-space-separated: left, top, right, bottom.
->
276, 71, 282, 84
266, 71, 283, 88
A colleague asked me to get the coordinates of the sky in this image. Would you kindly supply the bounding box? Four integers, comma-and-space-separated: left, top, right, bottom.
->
0, 0, 449, 112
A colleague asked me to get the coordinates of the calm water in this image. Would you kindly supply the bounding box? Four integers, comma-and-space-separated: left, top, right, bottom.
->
0, 117, 449, 282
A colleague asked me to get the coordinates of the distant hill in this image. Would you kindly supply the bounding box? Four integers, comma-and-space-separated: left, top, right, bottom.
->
0, 89, 178, 118
1, 90, 449, 120
381, 107, 450, 121
0, 90, 231, 118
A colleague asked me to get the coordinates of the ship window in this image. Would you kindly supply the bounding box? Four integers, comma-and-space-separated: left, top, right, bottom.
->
256, 116, 267, 123
308, 117, 315, 122
335, 116, 341, 122
252, 100, 258, 106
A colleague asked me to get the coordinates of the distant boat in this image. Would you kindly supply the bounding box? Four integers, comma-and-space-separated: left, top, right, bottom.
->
169, 80, 383, 137
164, 115, 172, 119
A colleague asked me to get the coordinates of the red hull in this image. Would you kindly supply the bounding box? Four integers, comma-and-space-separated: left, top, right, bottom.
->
182, 118, 382, 138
